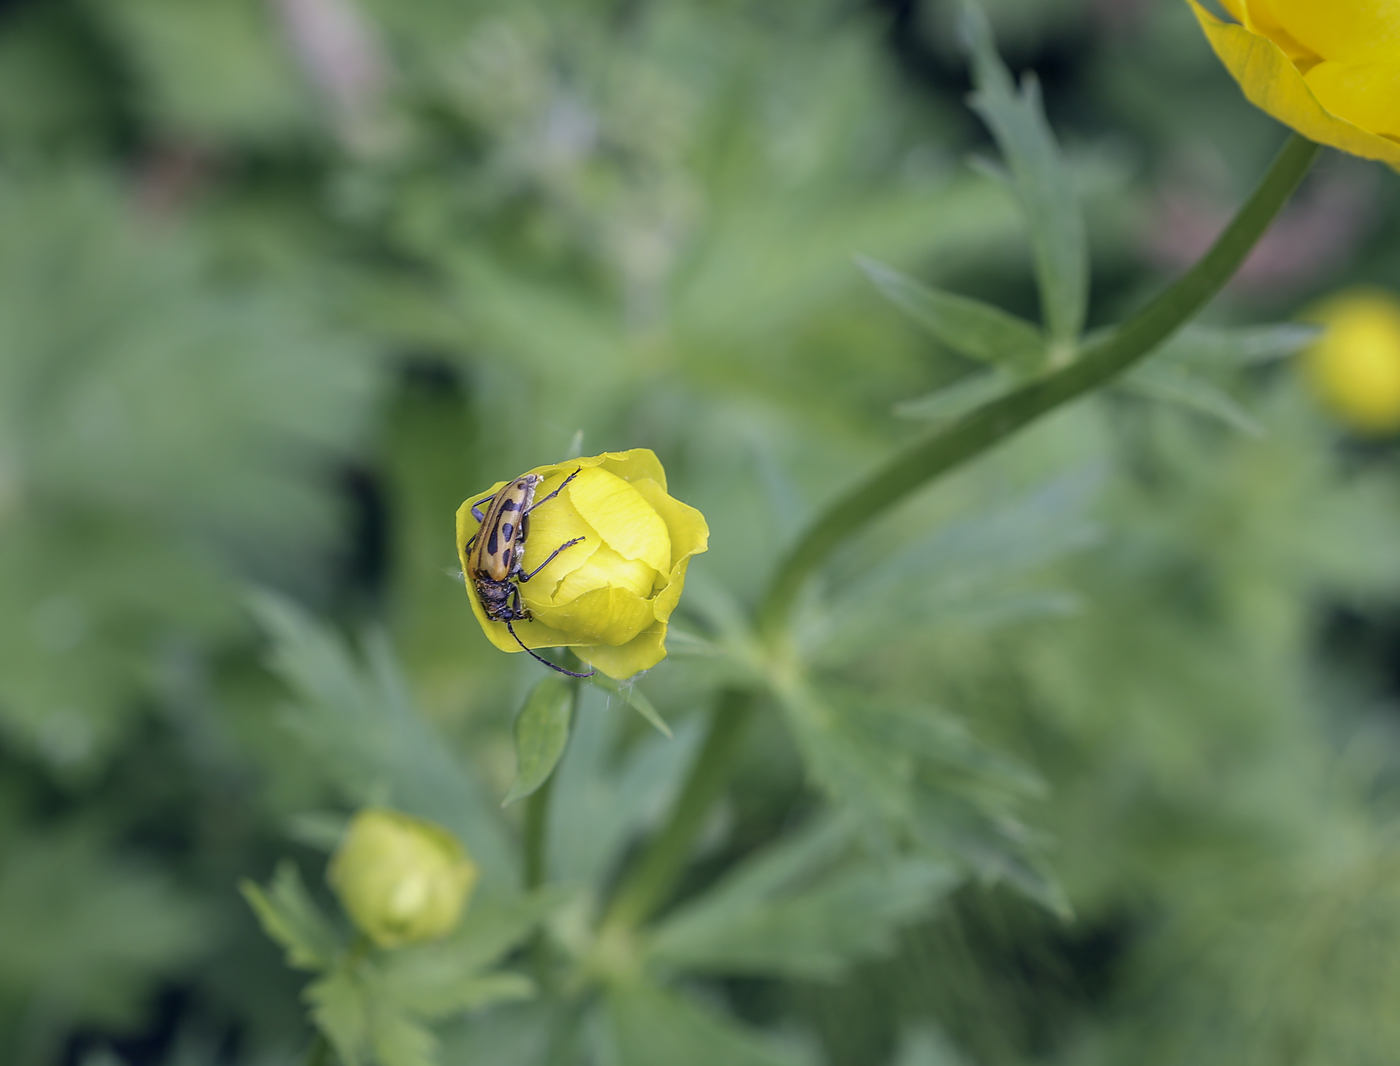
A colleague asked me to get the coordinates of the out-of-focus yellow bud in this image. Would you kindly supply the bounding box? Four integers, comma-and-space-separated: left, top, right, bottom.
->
1303, 290, 1400, 435
1187, 0, 1400, 172
328, 808, 478, 949
457, 449, 709, 680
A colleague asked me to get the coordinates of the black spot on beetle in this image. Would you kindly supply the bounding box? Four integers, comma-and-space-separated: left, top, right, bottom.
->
502, 521, 514, 540
487, 527, 499, 556
501, 498, 522, 512
502, 548, 513, 571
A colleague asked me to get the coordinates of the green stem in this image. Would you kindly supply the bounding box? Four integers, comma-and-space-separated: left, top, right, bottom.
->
602, 688, 753, 930
756, 132, 1319, 639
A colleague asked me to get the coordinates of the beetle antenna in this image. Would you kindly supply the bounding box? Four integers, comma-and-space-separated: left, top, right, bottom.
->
505, 621, 595, 678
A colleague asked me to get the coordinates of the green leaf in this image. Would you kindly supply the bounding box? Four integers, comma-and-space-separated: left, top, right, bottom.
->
309, 962, 441, 1066
591, 674, 672, 737
647, 815, 959, 980
247, 591, 516, 893
1122, 361, 1264, 436
502, 676, 575, 806
959, 1, 1088, 345
604, 980, 811, 1066
858, 256, 1044, 371
893, 370, 1017, 424
239, 861, 343, 971
1156, 323, 1320, 367
377, 891, 562, 1019
307, 968, 370, 1066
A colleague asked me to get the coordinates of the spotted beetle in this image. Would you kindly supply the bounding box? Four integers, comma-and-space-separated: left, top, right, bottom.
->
465, 468, 594, 678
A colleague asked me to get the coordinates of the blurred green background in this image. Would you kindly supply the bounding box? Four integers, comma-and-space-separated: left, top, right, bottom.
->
4, 0, 1400, 1064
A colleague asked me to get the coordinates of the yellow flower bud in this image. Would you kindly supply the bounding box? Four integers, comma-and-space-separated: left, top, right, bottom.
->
1303, 289, 1400, 435
328, 808, 478, 949
1187, 0, 1400, 171
456, 449, 709, 680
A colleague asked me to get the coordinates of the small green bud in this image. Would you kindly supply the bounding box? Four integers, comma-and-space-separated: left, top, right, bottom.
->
328, 808, 478, 949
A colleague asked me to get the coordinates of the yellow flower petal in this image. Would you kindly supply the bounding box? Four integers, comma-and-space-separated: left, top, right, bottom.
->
630, 478, 709, 565
539, 544, 657, 604
517, 470, 600, 588
596, 447, 669, 491
577, 620, 670, 679
1239, 0, 1318, 64
1188, 0, 1400, 172
1268, 0, 1400, 65
1304, 289, 1400, 434
567, 467, 672, 574
1304, 59, 1400, 139
533, 585, 656, 646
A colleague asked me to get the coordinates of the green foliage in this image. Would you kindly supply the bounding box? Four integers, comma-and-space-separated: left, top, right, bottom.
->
4, 0, 1400, 1065
501, 676, 574, 807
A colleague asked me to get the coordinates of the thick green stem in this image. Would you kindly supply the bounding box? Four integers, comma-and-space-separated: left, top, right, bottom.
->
756, 132, 1319, 638
602, 689, 753, 930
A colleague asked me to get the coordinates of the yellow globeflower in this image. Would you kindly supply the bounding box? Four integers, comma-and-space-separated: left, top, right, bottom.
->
1187, 0, 1400, 171
456, 449, 709, 680
1304, 289, 1400, 434
328, 808, 478, 949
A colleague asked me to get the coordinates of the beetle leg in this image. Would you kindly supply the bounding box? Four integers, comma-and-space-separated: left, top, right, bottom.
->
520, 537, 585, 581
523, 468, 582, 515
470, 495, 495, 523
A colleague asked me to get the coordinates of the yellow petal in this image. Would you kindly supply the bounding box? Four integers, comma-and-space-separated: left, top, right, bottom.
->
517, 470, 599, 589
1220, 0, 1245, 19
630, 478, 709, 565
537, 544, 657, 604
532, 585, 656, 646
1240, 0, 1319, 63
1268, 0, 1400, 65
567, 467, 672, 574
577, 620, 669, 679
596, 447, 668, 490
1305, 290, 1400, 433
1188, 0, 1400, 172
1304, 59, 1400, 139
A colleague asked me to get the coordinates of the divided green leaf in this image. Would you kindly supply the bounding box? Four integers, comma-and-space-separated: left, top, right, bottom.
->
959, 1, 1088, 345
648, 815, 959, 979
858, 256, 1045, 372
239, 861, 343, 972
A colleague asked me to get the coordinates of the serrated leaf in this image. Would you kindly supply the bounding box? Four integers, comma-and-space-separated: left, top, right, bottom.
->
591, 674, 671, 737
605, 981, 810, 1066
858, 256, 1044, 371
307, 968, 370, 1066
893, 369, 1016, 424
960, 1, 1087, 344
502, 676, 575, 806
240, 861, 343, 971
648, 815, 959, 979
247, 591, 515, 893
1123, 361, 1264, 436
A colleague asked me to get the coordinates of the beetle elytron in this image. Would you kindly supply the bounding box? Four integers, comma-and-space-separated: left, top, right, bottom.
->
465, 468, 594, 678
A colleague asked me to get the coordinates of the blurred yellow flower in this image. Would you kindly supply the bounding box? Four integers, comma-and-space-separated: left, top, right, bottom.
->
1187, 0, 1400, 171
1303, 289, 1400, 434
456, 449, 709, 680
328, 808, 478, 949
